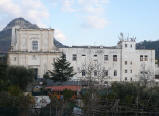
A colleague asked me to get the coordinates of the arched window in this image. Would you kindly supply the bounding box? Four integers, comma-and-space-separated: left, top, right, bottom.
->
32, 41, 38, 50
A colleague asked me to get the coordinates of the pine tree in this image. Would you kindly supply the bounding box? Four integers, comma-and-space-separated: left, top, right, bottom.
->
49, 53, 75, 82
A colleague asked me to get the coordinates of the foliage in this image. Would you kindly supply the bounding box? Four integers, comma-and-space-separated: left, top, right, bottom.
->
7, 66, 35, 90
42, 72, 49, 86
0, 94, 34, 113
0, 65, 35, 115
48, 53, 75, 82
63, 89, 74, 101
7, 85, 23, 96
43, 72, 49, 79
80, 82, 159, 115
109, 82, 138, 104
0, 64, 8, 91
40, 93, 75, 116
0, 65, 35, 91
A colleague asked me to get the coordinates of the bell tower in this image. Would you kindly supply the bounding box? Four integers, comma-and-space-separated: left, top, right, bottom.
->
117, 33, 136, 50
117, 33, 137, 81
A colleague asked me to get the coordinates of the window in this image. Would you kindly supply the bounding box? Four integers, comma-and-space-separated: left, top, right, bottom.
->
82, 70, 86, 76
14, 57, 16, 61
125, 61, 127, 65
32, 40, 38, 51
114, 70, 117, 76
94, 70, 97, 76
125, 77, 127, 81
145, 55, 148, 61
130, 77, 132, 81
130, 70, 132, 73
113, 55, 117, 61
130, 61, 132, 65
82, 54, 86, 56
104, 70, 108, 76
125, 44, 127, 47
94, 55, 97, 57
72, 54, 77, 61
130, 44, 132, 48
140, 55, 143, 61
125, 69, 127, 73
104, 55, 108, 61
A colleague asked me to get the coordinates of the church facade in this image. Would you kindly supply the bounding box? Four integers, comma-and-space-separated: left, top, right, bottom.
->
8, 28, 156, 82
8, 28, 61, 78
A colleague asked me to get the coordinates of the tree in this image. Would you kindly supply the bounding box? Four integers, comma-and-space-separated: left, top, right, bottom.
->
0, 65, 35, 115
79, 61, 110, 87
138, 64, 154, 87
49, 53, 75, 82
0, 65, 35, 91
7, 66, 35, 90
78, 62, 111, 115
0, 64, 8, 91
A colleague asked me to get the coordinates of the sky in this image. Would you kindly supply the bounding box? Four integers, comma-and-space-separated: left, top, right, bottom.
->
0, 0, 159, 46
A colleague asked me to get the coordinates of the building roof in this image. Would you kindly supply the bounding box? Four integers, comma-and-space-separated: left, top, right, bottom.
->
61, 45, 118, 49
46, 85, 81, 91
16, 28, 54, 31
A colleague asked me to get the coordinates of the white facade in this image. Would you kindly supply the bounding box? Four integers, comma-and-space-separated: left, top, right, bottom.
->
8, 28, 156, 82
60, 41, 155, 82
8, 28, 61, 78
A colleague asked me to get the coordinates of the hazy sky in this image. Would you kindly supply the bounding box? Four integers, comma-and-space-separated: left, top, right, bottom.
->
0, 0, 159, 46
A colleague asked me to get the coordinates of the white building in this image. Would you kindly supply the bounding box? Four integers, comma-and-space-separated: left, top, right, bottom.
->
8, 28, 61, 78
8, 28, 156, 82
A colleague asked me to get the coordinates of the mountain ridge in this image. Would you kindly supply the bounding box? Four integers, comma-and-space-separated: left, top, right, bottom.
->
0, 18, 158, 59
136, 40, 159, 59
2, 18, 39, 31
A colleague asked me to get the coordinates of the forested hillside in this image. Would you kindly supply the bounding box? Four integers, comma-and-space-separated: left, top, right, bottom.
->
137, 40, 159, 59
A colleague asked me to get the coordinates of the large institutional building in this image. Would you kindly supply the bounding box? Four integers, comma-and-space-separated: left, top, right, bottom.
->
8, 28, 156, 82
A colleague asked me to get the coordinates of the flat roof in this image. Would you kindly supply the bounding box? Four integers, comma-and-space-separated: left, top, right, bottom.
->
16, 28, 54, 31
60, 45, 119, 49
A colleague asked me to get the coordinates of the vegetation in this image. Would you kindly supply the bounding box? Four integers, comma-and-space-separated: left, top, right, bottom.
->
7, 66, 34, 90
0, 64, 8, 91
0, 64, 34, 91
0, 64, 35, 116
48, 53, 75, 82
40, 89, 76, 116
80, 82, 159, 115
1, 55, 159, 115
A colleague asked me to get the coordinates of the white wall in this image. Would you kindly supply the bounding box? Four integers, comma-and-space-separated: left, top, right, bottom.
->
8, 28, 156, 81
12, 28, 55, 52
60, 47, 121, 81
8, 28, 60, 78
60, 40, 155, 82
